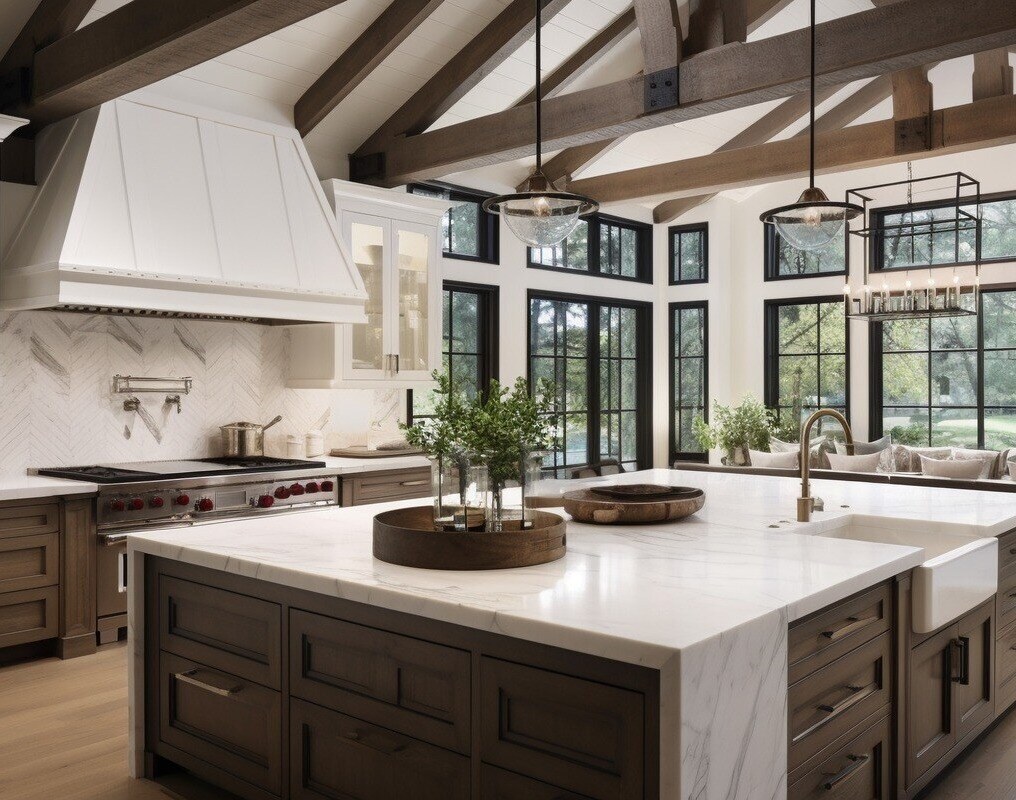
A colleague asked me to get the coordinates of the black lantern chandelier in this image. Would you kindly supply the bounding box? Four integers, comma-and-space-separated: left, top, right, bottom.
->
760, 0, 863, 251
482, 0, 598, 247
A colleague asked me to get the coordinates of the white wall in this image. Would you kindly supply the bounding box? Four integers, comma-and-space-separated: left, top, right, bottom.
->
674, 142, 1016, 446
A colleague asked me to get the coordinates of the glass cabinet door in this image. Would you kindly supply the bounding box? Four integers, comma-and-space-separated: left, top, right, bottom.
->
392, 222, 434, 379
344, 213, 390, 378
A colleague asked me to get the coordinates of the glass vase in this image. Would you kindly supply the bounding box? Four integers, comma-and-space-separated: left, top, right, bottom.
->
486, 451, 545, 532
430, 454, 487, 531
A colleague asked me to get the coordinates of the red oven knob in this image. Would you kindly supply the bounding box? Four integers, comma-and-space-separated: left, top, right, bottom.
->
196, 498, 214, 512
110, 499, 126, 512
289, 483, 306, 496
320, 480, 334, 492
274, 486, 291, 500
149, 496, 165, 508
304, 481, 320, 494
128, 498, 144, 511
257, 494, 275, 508
174, 494, 190, 506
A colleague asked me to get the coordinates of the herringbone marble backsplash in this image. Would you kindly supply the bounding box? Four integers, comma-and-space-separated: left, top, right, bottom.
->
0, 310, 384, 480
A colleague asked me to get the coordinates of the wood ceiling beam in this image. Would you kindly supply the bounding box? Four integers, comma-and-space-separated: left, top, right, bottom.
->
358, 0, 1016, 187
12, 0, 350, 126
536, 0, 739, 190
972, 49, 1014, 100
570, 93, 1016, 204
633, 0, 682, 74
652, 75, 892, 223
295, 0, 443, 136
0, 0, 95, 80
745, 0, 793, 35
353, 0, 571, 158
515, 7, 637, 106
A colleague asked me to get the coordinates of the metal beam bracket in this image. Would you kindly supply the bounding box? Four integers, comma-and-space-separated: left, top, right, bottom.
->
0, 68, 30, 113
349, 151, 386, 184
644, 66, 679, 112
894, 114, 932, 154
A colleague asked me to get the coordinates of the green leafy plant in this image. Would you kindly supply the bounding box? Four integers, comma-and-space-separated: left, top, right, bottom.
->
693, 395, 775, 457
400, 370, 468, 458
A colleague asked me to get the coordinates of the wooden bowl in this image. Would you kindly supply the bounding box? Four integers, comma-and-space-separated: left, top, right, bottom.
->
562, 486, 705, 525
373, 506, 567, 570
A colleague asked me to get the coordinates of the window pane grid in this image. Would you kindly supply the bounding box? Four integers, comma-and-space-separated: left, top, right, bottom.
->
765, 227, 847, 280
670, 225, 707, 284
671, 303, 708, 460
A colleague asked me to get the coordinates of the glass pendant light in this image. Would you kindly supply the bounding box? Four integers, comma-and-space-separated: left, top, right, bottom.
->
482, 0, 598, 247
760, 0, 862, 251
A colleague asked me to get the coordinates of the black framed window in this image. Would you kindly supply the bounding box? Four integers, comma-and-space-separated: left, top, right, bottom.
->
765, 297, 849, 429
669, 223, 708, 284
408, 183, 499, 264
764, 225, 848, 281
872, 193, 1016, 272
871, 287, 1016, 449
408, 281, 499, 424
527, 214, 652, 283
670, 302, 708, 462
528, 291, 652, 477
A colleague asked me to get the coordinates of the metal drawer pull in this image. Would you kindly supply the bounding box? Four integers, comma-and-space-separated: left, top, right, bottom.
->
821, 614, 878, 641
343, 729, 407, 756
1009, 547, 1016, 555
399, 480, 428, 487
817, 684, 866, 715
950, 637, 971, 686
174, 669, 243, 698
822, 754, 870, 791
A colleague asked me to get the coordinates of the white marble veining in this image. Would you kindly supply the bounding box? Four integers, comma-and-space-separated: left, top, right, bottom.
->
127, 469, 1016, 799
0, 474, 98, 501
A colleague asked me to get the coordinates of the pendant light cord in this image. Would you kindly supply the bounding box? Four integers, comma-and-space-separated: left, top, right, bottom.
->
809, 0, 816, 189
535, 0, 542, 172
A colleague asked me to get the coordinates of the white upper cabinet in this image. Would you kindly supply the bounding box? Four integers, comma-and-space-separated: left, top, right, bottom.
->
286, 180, 450, 389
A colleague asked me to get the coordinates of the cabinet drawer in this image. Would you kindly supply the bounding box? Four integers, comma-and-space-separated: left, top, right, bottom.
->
290, 698, 469, 800
159, 652, 282, 797
0, 503, 59, 540
789, 712, 891, 800
0, 585, 58, 647
481, 764, 596, 799
159, 575, 282, 689
998, 529, 1016, 572
480, 657, 644, 800
789, 583, 891, 684
789, 633, 892, 772
998, 620, 1016, 716
0, 532, 59, 593
290, 609, 470, 753
997, 563, 1016, 631
346, 469, 431, 505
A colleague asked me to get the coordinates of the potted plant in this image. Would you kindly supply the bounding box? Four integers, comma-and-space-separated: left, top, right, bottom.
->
401, 372, 485, 530
693, 395, 775, 465
464, 377, 556, 531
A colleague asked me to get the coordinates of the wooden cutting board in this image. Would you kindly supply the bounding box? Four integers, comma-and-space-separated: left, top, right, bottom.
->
330, 446, 424, 458
562, 485, 705, 524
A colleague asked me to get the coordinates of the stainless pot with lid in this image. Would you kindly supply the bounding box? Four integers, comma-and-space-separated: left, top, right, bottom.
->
220, 415, 282, 457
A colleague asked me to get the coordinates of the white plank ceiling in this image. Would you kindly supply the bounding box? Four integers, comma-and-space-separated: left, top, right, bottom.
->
2, 0, 1012, 208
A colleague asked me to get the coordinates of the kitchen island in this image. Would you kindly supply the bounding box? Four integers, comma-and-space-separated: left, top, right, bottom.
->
126, 469, 1016, 800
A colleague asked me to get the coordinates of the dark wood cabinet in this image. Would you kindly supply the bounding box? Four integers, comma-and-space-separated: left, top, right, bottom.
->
159, 651, 282, 798
480, 657, 645, 800
341, 468, 431, 506
290, 609, 471, 753
904, 599, 995, 792
145, 558, 660, 800
788, 711, 891, 800
0, 532, 59, 593
0, 585, 58, 648
289, 698, 470, 800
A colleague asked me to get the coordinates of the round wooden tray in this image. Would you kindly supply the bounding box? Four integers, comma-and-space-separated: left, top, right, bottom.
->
373, 506, 567, 570
562, 486, 705, 525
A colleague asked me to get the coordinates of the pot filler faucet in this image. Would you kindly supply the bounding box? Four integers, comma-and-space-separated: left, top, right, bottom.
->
798, 408, 854, 523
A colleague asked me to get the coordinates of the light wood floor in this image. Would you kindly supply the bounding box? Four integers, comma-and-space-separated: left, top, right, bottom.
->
1, 643, 1015, 800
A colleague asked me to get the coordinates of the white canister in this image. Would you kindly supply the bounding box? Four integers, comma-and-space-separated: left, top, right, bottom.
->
286, 434, 305, 459
305, 429, 325, 458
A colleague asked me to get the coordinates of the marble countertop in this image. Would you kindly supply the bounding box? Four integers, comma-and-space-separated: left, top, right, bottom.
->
0, 475, 99, 502
124, 467, 1016, 668
321, 455, 430, 474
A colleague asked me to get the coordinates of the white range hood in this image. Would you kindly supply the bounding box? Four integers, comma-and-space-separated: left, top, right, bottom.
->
1, 97, 367, 324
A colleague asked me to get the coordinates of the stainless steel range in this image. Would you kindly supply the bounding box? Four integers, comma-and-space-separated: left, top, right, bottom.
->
33, 456, 341, 643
